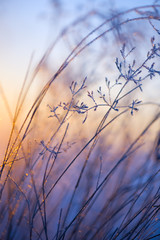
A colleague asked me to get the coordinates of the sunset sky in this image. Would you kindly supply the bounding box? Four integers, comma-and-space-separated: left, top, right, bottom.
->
0, 0, 159, 157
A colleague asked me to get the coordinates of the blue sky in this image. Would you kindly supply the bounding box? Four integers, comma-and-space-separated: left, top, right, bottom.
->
0, 0, 158, 107
0, 0, 156, 62
0, 0, 156, 60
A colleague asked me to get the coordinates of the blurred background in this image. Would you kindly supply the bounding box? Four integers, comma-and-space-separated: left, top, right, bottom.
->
0, 0, 160, 153
0, 1, 160, 239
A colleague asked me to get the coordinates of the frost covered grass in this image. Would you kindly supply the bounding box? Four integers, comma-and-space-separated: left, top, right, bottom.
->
0, 3, 160, 240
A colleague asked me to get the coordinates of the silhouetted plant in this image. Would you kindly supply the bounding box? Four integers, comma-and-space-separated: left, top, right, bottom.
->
0, 2, 160, 240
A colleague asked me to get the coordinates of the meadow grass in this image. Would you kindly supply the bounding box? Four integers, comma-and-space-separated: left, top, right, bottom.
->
0, 3, 160, 240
